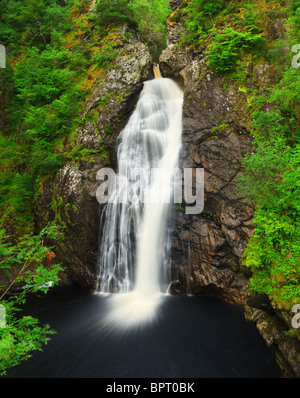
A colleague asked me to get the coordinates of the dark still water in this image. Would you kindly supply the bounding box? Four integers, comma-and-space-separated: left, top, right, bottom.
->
4, 286, 280, 378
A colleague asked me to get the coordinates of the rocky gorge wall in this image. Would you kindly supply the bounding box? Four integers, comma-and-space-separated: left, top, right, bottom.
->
34, 2, 300, 377
35, 38, 153, 290
159, 11, 300, 377
161, 26, 254, 307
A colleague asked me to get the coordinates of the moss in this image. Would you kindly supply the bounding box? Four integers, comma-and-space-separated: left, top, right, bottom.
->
210, 123, 229, 134
206, 135, 220, 141
104, 123, 113, 136
201, 212, 213, 220
238, 85, 248, 93
172, 204, 185, 212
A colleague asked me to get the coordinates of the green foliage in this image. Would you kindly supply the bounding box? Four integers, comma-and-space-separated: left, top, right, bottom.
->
0, 5, 86, 374
13, 48, 75, 107
11, 45, 82, 144
0, 0, 166, 376
239, 3, 263, 34
0, 225, 63, 374
0, 0, 70, 47
240, 138, 300, 305
38, 153, 65, 173
238, 2, 300, 305
0, 1, 86, 228
200, 0, 226, 17
0, 315, 56, 374
130, 0, 170, 59
210, 123, 228, 134
243, 206, 300, 303
94, 0, 171, 59
206, 28, 265, 74
182, 0, 226, 46
104, 123, 113, 136
182, 0, 267, 55
91, 34, 122, 70
92, 50, 115, 70
95, 0, 136, 28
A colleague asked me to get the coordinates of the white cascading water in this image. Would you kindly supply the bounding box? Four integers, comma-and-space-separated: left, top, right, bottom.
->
97, 66, 183, 328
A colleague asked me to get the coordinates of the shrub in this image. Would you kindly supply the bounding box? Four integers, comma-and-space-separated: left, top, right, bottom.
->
94, 0, 170, 59
206, 28, 265, 74
0, 225, 63, 375
95, 0, 136, 28
200, 0, 226, 17
182, 0, 226, 45
237, 3, 300, 305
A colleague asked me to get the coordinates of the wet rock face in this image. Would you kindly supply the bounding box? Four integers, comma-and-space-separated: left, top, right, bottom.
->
35, 13, 253, 303
35, 159, 106, 291
245, 296, 300, 378
35, 40, 153, 290
82, 41, 153, 159
161, 22, 254, 306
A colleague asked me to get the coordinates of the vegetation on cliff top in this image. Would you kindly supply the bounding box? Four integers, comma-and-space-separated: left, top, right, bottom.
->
94, 0, 170, 58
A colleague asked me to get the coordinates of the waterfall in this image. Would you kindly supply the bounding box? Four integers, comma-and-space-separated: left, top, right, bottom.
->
97, 66, 183, 327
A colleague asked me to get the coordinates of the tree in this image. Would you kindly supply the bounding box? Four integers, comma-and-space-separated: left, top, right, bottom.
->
0, 225, 63, 375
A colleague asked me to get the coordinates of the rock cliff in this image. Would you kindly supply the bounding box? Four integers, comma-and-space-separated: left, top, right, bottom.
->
35, 39, 153, 290
160, 19, 254, 306
158, 5, 300, 378
34, 3, 299, 377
